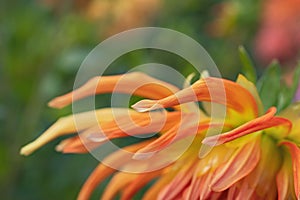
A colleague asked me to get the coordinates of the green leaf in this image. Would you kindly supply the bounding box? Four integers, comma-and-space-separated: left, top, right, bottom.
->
277, 82, 290, 112
238, 46, 257, 83
290, 62, 300, 99
277, 62, 300, 111
257, 60, 281, 111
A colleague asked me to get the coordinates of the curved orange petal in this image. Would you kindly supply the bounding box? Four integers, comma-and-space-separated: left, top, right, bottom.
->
196, 144, 235, 177
134, 117, 231, 159
227, 183, 240, 199
231, 136, 281, 199
77, 140, 151, 200
48, 72, 179, 108
202, 107, 291, 146
211, 138, 261, 192
276, 149, 297, 200
264, 118, 292, 140
21, 108, 176, 156
198, 171, 215, 199
77, 164, 115, 200
132, 77, 258, 120
280, 141, 300, 199
157, 163, 196, 200
142, 171, 175, 200
101, 172, 138, 200
121, 171, 162, 200
183, 176, 201, 199
133, 125, 180, 159
55, 134, 103, 154
20, 108, 130, 155
88, 110, 181, 140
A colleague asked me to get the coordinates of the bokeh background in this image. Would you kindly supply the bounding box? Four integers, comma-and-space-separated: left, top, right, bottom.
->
1, 0, 300, 199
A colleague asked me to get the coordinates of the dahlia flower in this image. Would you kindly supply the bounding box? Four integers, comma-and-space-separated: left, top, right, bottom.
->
21, 69, 300, 199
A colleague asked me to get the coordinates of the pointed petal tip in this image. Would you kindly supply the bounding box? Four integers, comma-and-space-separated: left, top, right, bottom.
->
131, 100, 162, 112
198, 144, 215, 158
87, 133, 108, 142
132, 152, 155, 160
55, 144, 64, 152
201, 137, 219, 146
48, 99, 64, 109
20, 145, 33, 156
47, 95, 71, 109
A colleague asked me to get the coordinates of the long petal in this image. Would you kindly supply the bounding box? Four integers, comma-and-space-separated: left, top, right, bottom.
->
196, 145, 235, 177
55, 135, 103, 154
281, 141, 300, 199
142, 170, 176, 200
211, 138, 261, 192
157, 163, 196, 200
276, 149, 297, 200
183, 176, 202, 199
121, 171, 162, 200
88, 110, 181, 141
20, 108, 174, 155
232, 136, 281, 199
132, 77, 258, 120
134, 118, 231, 159
202, 107, 291, 146
133, 125, 180, 159
48, 72, 179, 108
101, 172, 138, 200
77, 141, 151, 200
20, 108, 131, 156
199, 171, 215, 199
78, 164, 115, 200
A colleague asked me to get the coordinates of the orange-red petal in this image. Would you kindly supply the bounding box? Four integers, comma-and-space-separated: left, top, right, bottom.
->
101, 172, 138, 200
281, 141, 300, 199
48, 72, 179, 108
229, 136, 281, 199
142, 170, 176, 200
202, 107, 291, 146
132, 77, 258, 120
55, 134, 103, 154
211, 138, 261, 191
276, 149, 297, 200
77, 140, 151, 200
121, 171, 162, 200
158, 163, 197, 200
20, 108, 129, 155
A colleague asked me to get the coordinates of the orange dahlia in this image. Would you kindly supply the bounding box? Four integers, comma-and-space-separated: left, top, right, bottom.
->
21, 69, 300, 199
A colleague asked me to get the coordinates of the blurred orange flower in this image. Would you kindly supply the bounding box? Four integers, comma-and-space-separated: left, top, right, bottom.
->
40, 0, 161, 36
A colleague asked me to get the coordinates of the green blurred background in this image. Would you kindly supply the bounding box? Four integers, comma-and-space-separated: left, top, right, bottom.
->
2, 0, 299, 199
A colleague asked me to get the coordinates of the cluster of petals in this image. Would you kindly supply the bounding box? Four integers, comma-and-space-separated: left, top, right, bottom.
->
21, 71, 300, 199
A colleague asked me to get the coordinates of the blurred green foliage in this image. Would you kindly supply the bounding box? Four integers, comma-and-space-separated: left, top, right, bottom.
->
0, 0, 261, 199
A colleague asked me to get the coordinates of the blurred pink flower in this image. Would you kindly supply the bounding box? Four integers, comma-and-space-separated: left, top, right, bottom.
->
255, 0, 300, 65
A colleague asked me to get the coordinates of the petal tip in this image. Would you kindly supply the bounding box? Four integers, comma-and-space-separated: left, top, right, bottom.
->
48, 98, 65, 108
87, 133, 108, 142
202, 137, 219, 146
132, 152, 155, 160
131, 100, 162, 112
55, 144, 64, 152
48, 94, 71, 109
20, 145, 32, 156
